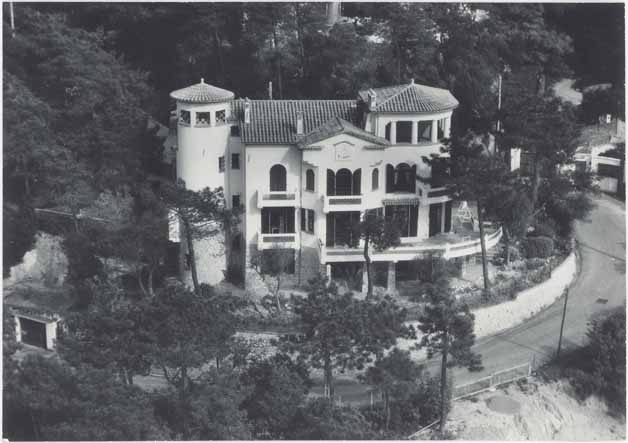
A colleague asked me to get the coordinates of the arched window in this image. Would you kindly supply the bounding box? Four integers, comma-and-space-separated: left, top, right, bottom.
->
306, 169, 315, 192
395, 163, 414, 193
269, 164, 287, 191
352, 168, 361, 195
372, 168, 379, 190
335, 168, 352, 196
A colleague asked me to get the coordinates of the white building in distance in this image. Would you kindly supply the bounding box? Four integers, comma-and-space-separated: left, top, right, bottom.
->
169, 79, 502, 292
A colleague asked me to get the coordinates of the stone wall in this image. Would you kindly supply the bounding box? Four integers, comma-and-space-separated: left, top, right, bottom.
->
397, 251, 578, 359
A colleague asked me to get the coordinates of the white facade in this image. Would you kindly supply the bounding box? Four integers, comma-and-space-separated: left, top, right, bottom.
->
170, 80, 500, 291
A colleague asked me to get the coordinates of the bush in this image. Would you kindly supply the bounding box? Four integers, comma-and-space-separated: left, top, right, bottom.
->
523, 236, 554, 258
567, 310, 626, 415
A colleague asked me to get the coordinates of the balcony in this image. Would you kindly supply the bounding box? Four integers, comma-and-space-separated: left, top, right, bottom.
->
257, 232, 298, 250
323, 195, 363, 213
320, 227, 502, 263
257, 189, 298, 209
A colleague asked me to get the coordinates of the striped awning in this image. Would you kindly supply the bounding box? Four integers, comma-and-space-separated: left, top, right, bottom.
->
382, 197, 421, 206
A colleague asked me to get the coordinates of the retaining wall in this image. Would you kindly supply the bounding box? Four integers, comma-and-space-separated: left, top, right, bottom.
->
472, 252, 577, 338
399, 251, 578, 357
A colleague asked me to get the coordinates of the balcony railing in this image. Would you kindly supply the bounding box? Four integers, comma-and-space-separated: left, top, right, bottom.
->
257, 232, 297, 250
323, 195, 363, 213
257, 189, 298, 209
320, 227, 503, 262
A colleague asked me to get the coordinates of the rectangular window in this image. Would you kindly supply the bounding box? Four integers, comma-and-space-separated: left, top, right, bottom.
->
300, 209, 315, 234
179, 110, 191, 126
219, 156, 225, 173
231, 153, 240, 170
417, 121, 432, 142
216, 109, 226, 124
230, 125, 240, 137
396, 121, 413, 143
232, 194, 240, 208
262, 207, 295, 234
437, 118, 447, 139
196, 112, 210, 127
385, 205, 418, 237
307, 209, 315, 234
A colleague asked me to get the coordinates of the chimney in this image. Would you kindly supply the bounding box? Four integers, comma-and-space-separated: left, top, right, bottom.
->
244, 98, 250, 124
296, 110, 304, 135
367, 89, 377, 111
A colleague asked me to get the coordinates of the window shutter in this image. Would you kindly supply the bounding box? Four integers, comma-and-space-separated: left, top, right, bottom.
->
352, 169, 361, 195
326, 169, 335, 196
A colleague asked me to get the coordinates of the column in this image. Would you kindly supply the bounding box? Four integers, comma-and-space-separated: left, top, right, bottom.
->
362, 263, 369, 294
411, 121, 418, 144
430, 119, 438, 143
444, 117, 451, 139
387, 261, 396, 293
440, 202, 446, 233
390, 121, 397, 144
326, 264, 332, 286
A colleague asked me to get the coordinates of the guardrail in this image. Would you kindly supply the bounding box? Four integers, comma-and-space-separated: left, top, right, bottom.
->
452, 360, 532, 400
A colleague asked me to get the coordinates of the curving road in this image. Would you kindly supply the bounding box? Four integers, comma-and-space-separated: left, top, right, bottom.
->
450, 194, 625, 385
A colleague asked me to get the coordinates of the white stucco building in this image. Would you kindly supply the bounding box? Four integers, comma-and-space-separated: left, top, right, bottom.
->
169, 79, 502, 292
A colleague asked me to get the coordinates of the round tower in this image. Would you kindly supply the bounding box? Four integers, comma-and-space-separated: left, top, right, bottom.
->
169, 79, 236, 287
170, 78, 234, 192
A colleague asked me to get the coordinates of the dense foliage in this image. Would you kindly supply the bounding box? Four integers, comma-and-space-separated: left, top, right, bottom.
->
564, 310, 626, 416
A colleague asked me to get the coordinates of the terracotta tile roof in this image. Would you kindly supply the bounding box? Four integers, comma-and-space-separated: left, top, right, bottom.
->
233, 99, 360, 145
358, 81, 459, 113
296, 116, 390, 148
170, 79, 234, 104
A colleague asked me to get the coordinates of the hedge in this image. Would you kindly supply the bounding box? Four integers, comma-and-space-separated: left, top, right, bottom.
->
523, 236, 555, 259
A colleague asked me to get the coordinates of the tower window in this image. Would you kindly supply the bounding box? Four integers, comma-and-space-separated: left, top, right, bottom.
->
232, 153, 240, 170
396, 121, 412, 143
418, 121, 432, 142
219, 156, 225, 172
196, 112, 210, 127
179, 110, 190, 126
216, 109, 226, 124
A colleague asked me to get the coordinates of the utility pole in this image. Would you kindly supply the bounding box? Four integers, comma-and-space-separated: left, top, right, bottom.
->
10, 1, 15, 38
496, 73, 502, 133
556, 289, 569, 358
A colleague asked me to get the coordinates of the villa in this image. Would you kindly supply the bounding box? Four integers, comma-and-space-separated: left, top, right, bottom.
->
168, 79, 502, 292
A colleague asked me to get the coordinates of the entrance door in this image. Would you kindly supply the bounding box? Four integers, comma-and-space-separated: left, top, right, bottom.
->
429, 203, 442, 237
20, 317, 47, 349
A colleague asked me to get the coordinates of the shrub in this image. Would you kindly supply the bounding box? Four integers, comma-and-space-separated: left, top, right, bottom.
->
565, 309, 626, 415
523, 236, 554, 258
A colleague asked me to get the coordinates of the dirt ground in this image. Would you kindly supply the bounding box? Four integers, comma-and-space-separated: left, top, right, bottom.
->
446, 378, 625, 440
